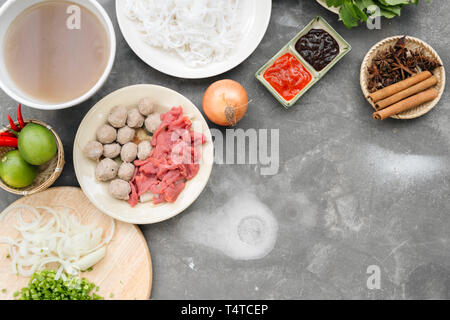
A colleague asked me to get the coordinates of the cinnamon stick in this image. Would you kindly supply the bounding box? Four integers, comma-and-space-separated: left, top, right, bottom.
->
375, 76, 438, 110
373, 88, 438, 120
368, 71, 432, 103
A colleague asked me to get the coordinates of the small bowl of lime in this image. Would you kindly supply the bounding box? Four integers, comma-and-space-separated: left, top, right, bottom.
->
0, 119, 64, 196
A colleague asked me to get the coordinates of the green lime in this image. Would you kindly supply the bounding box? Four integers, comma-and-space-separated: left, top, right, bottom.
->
0, 150, 37, 188
18, 123, 57, 165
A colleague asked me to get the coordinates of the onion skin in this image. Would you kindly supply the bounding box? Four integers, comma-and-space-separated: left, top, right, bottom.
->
202, 79, 248, 126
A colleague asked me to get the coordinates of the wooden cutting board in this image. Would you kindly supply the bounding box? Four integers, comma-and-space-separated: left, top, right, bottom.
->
0, 187, 152, 300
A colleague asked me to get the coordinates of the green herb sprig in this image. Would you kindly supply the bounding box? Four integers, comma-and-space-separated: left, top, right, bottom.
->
325, 0, 430, 28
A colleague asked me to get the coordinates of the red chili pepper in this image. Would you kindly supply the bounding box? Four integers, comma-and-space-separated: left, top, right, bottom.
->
17, 104, 25, 129
7, 115, 20, 132
0, 132, 15, 138
1, 125, 18, 136
0, 136, 18, 148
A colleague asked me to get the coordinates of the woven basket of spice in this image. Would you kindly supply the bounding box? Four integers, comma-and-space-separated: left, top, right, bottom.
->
360, 36, 445, 120
0, 119, 64, 196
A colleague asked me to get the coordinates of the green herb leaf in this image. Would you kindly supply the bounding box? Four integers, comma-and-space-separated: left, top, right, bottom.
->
325, 0, 429, 28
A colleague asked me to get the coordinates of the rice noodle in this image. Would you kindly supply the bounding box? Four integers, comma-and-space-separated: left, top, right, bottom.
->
124, 0, 243, 67
0, 204, 114, 279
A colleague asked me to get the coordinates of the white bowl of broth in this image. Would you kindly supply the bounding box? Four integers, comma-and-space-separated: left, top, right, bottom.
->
0, 0, 116, 110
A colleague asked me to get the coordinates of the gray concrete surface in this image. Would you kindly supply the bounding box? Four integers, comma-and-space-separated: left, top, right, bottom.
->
1, 0, 450, 299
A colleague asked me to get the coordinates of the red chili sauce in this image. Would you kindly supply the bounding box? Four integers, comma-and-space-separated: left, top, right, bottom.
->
263, 52, 312, 101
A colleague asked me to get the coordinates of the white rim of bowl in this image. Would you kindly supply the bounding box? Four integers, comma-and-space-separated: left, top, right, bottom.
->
0, 0, 116, 110
115, 0, 272, 79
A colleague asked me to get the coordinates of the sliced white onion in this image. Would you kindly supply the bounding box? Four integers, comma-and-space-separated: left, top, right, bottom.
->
140, 192, 157, 203
72, 247, 106, 272
0, 205, 114, 279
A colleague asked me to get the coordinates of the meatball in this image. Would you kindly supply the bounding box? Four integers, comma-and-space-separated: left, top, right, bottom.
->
116, 126, 135, 145
96, 124, 117, 144
127, 108, 144, 128
108, 105, 127, 128
83, 141, 103, 161
121, 142, 138, 163
144, 114, 161, 133
109, 179, 131, 200
103, 143, 121, 159
138, 97, 155, 116
118, 162, 135, 181
137, 141, 152, 160
95, 158, 119, 182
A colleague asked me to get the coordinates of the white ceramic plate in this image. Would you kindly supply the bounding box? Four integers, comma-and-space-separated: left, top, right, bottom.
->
73, 85, 214, 224
316, 0, 340, 14
115, 0, 272, 79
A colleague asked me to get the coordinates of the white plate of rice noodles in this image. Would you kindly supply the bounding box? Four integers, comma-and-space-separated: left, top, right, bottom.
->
116, 0, 272, 79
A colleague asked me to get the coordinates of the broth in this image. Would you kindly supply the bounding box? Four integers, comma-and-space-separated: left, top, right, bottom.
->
3, 1, 109, 103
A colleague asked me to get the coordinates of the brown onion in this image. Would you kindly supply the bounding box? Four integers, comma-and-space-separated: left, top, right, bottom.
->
202, 79, 248, 126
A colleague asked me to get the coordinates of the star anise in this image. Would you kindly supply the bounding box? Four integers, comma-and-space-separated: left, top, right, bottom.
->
367, 36, 441, 93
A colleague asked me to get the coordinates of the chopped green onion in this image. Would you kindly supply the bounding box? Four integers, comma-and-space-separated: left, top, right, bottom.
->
16, 270, 103, 300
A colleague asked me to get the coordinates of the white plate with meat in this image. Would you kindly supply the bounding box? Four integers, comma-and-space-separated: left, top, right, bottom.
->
115, 0, 272, 79
73, 85, 214, 224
